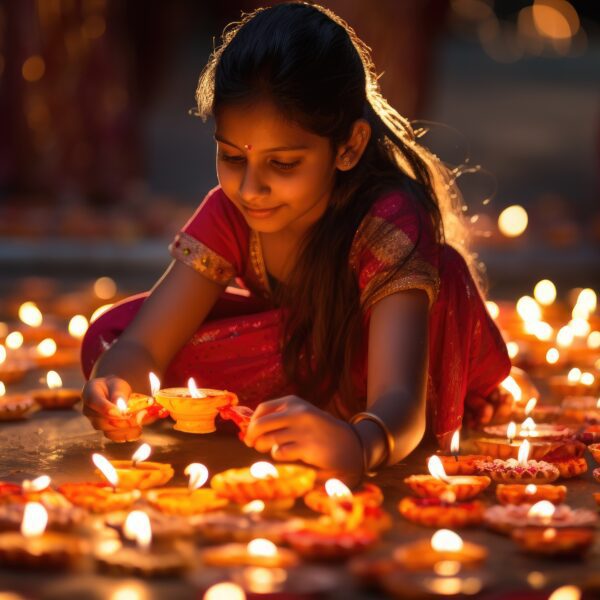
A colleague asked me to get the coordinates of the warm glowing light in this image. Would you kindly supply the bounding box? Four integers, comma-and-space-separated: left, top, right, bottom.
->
450, 430, 460, 455
501, 376, 522, 402
68, 315, 88, 338
90, 304, 114, 323
36, 338, 57, 357
431, 529, 464, 553
518, 440, 531, 466
520, 417, 536, 434
18, 302, 43, 327
184, 463, 209, 490
250, 462, 279, 479
247, 538, 278, 558
94, 277, 117, 300
0, 382, 5, 397
525, 484, 537, 495
548, 585, 582, 600
527, 500, 555, 521
187, 377, 207, 399
204, 583, 246, 600
131, 443, 151, 465
149, 372, 160, 397
507, 421, 517, 442
324, 478, 353, 498
46, 370, 62, 389
115, 397, 129, 414
556, 326, 574, 348
531, 321, 553, 341
427, 455, 450, 482
576, 288, 597, 314
507, 341, 519, 359
546, 347, 560, 364
22, 475, 51, 493
580, 372, 595, 386
485, 301, 499, 319
22, 56, 45, 82
92, 453, 119, 488
5, 332, 24, 349
567, 368, 581, 383
543, 527, 557, 541
516, 296, 542, 322
569, 318, 590, 338
498, 205, 528, 237
534, 280, 557, 306
124, 510, 152, 551
21, 502, 48, 537
588, 331, 600, 350
0, 345, 6, 365
242, 500, 266, 515
524, 398, 537, 416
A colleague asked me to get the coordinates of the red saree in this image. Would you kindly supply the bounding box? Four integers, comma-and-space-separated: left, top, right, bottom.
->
81, 186, 511, 441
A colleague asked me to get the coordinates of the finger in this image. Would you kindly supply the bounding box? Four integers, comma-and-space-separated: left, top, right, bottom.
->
84, 382, 121, 417
251, 396, 296, 422
271, 442, 303, 462
107, 378, 132, 404
104, 428, 141, 443
253, 428, 296, 453
246, 411, 298, 446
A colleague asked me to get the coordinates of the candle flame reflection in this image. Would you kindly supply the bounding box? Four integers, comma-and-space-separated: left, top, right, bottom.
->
21, 502, 48, 537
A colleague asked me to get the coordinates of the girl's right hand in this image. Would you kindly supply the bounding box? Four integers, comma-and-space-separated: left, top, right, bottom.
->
82, 376, 142, 443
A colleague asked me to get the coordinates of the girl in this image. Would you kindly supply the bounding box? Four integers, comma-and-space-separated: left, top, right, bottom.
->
81, 2, 511, 485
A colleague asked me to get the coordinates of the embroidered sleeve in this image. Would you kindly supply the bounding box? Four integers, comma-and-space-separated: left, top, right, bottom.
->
350, 192, 440, 311
168, 186, 248, 286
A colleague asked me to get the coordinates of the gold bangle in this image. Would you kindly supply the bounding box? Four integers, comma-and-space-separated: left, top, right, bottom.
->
349, 411, 395, 472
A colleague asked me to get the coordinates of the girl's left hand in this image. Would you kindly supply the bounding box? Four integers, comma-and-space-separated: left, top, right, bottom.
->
244, 395, 364, 486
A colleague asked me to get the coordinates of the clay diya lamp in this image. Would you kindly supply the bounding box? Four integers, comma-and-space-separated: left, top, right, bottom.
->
496, 483, 567, 506
146, 462, 228, 516
305, 481, 383, 514
30, 370, 80, 410
201, 536, 299, 568
404, 456, 490, 501
398, 493, 485, 529
511, 526, 594, 556
0, 482, 22, 505
540, 440, 588, 479
484, 500, 598, 535
155, 377, 238, 433
475, 439, 560, 484
483, 418, 575, 442
436, 430, 492, 476
210, 461, 316, 508
0, 382, 37, 421
32, 336, 79, 370
593, 467, 600, 483
95, 444, 174, 490
593, 492, 600, 507
0, 502, 89, 570
549, 368, 599, 398
590, 443, 600, 464
94, 509, 195, 577
394, 528, 487, 571
217, 404, 254, 440
0, 344, 31, 384
576, 424, 600, 444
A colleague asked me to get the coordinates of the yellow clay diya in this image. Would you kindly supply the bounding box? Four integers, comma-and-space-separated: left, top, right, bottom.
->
394, 529, 487, 571
511, 526, 594, 556
201, 537, 299, 568
304, 482, 383, 514
145, 463, 228, 516
155, 377, 237, 433
58, 482, 140, 513
404, 456, 490, 501
210, 461, 316, 505
30, 370, 80, 410
437, 430, 492, 476
496, 483, 567, 505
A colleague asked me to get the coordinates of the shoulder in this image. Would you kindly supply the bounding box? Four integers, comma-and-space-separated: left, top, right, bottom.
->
185, 185, 248, 234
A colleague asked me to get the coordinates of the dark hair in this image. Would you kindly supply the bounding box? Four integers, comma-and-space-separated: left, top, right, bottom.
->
195, 1, 472, 414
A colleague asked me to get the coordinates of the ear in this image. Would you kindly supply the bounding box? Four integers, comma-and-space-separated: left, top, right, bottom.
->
335, 119, 371, 171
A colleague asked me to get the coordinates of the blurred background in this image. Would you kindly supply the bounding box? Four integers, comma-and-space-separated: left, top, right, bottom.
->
0, 0, 599, 315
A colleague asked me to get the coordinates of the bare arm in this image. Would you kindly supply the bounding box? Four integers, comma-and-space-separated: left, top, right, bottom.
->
353, 289, 429, 468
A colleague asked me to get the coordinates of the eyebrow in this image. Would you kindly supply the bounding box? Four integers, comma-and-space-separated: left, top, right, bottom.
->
214, 134, 308, 153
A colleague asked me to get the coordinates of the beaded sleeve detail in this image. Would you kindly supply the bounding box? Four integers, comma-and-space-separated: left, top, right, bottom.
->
169, 231, 236, 285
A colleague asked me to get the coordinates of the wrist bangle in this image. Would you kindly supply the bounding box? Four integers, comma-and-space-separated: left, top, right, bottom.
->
347, 423, 375, 478
349, 411, 395, 472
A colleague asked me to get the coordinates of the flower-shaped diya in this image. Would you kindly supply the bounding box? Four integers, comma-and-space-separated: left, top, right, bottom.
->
496, 483, 567, 506
436, 430, 492, 476
201, 537, 299, 568
511, 526, 594, 556
398, 495, 485, 529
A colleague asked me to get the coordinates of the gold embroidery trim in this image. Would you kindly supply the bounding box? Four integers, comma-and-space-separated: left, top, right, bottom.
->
249, 229, 272, 297
169, 231, 235, 285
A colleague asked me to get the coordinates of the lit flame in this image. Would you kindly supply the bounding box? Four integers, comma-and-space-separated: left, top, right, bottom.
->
0, 345, 5, 365
19, 302, 43, 327
0, 382, 5, 397
548, 585, 582, 600
556, 326, 574, 348
525, 484, 537, 495
187, 377, 207, 398
580, 372, 595, 386
588, 331, 600, 350
528, 500, 555, 521
543, 528, 557, 541
507, 421, 517, 441
92, 453, 119, 488
203, 583, 246, 600
250, 462, 279, 479
520, 417, 536, 434
115, 397, 129, 415
46, 370, 62, 389
518, 439, 531, 466
485, 301, 499, 319
131, 443, 151, 465
431, 529, 464, 553
569, 318, 590, 338
324, 478, 353, 499
498, 205, 528, 238
21, 502, 48, 537
576, 289, 597, 315
516, 296, 542, 322
427, 455, 450, 483
90, 304, 114, 324
507, 341, 519, 359
546, 348, 560, 364
184, 463, 209, 490
5, 332, 24, 349
596, 397, 600, 410
247, 538, 278, 558
149, 372, 160, 397
450, 430, 460, 455
36, 338, 57, 358
124, 510, 152, 551
501, 376, 522, 403
68, 315, 88, 338
567, 368, 582, 383
242, 500, 266, 515
22, 475, 51, 493
534, 280, 556, 306
524, 398, 537, 416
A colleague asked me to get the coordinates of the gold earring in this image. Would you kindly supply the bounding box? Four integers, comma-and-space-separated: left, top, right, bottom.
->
342, 155, 352, 168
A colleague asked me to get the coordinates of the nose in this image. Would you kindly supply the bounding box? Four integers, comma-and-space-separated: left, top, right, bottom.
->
238, 165, 269, 203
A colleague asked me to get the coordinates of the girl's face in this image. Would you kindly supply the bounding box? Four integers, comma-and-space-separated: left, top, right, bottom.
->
214, 100, 337, 236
